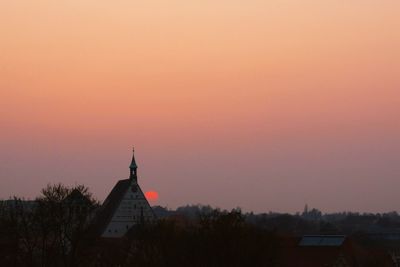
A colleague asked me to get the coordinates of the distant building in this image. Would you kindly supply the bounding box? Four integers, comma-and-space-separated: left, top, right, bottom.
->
0, 199, 37, 211
94, 149, 156, 238
278, 235, 393, 267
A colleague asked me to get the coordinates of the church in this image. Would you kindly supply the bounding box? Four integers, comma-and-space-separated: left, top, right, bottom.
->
94, 149, 156, 238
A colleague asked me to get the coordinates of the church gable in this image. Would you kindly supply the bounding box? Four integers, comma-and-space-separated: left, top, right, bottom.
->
102, 180, 155, 238
99, 149, 156, 238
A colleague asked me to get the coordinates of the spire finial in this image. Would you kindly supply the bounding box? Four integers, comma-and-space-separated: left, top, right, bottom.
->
129, 147, 138, 180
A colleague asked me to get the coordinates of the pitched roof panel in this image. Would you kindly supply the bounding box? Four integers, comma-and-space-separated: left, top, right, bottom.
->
299, 235, 346, 247
89, 179, 131, 236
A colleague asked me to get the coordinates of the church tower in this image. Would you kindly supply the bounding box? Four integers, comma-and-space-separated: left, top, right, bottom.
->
97, 148, 156, 238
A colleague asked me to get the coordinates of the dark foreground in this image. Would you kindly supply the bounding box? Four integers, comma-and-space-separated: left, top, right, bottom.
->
1, 184, 399, 266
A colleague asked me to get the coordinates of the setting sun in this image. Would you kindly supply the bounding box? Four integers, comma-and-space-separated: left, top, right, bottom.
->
145, 191, 159, 202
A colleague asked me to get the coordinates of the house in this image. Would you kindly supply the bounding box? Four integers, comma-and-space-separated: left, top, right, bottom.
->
278, 235, 393, 267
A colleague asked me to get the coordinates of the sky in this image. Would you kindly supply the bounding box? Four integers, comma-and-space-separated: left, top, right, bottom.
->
1, 1, 399, 213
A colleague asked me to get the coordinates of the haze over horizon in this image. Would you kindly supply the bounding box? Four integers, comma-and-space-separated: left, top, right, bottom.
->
1, 1, 399, 214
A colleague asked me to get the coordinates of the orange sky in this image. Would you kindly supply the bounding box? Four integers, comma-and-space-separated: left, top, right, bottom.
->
1, 1, 400, 213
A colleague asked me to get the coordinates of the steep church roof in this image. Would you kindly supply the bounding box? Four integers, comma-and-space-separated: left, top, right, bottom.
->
90, 179, 131, 237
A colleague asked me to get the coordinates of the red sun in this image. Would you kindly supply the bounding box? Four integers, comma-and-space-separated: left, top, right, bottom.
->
145, 191, 159, 201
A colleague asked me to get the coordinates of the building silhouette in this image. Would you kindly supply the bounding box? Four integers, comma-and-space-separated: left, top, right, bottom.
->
94, 149, 156, 238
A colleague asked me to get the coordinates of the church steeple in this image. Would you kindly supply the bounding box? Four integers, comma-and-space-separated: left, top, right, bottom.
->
100, 148, 156, 238
129, 147, 138, 180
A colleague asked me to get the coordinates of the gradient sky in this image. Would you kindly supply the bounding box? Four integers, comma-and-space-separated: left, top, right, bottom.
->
1, 1, 399, 213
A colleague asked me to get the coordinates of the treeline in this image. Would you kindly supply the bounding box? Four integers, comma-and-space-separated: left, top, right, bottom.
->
84, 210, 279, 267
0, 184, 279, 267
1, 184, 398, 266
0, 184, 99, 267
0, 184, 279, 266
153, 205, 400, 235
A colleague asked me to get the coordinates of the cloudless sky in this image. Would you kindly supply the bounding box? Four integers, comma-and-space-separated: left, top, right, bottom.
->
1, 1, 399, 213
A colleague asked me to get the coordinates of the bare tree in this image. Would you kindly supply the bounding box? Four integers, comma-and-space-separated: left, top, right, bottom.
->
35, 183, 99, 267
0, 184, 98, 267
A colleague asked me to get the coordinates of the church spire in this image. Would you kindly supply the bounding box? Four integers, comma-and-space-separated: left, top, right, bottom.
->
129, 147, 138, 180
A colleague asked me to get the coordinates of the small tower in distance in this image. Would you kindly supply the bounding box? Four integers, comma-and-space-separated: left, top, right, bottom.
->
129, 147, 138, 181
